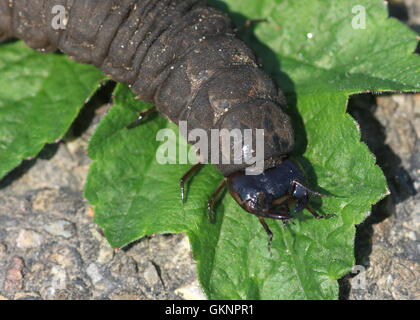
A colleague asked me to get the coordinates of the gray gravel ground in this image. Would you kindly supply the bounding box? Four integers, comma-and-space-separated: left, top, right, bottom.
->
0, 108, 202, 300
0, 0, 419, 300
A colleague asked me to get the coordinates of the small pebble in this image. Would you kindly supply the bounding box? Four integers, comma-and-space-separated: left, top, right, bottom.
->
44, 220, 75, 238
86, 263, 103, 284
175, 281, 207, 300
16, 230, 43, 249
0, 243, 7, 259
143, 262, 161, 286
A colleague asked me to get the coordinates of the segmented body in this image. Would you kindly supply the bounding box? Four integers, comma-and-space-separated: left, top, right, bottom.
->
0, 0, 294, 175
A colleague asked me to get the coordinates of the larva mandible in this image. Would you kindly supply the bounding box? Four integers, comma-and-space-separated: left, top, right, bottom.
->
0, 0, 330, 241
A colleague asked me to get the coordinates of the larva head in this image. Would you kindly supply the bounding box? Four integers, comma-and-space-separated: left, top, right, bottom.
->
227, 160, 317, 219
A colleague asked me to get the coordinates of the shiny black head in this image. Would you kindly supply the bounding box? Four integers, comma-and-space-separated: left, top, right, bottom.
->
227, 160, 322, 219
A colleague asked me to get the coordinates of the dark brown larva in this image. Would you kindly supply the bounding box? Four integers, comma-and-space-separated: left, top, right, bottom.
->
1, 0, 329, 240
0, 0, 294, 175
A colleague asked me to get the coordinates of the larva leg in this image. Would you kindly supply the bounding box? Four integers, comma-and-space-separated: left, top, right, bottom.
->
207, 179, 227, 224
265, 207, 293, 229
243, 18, 268, 29
258, 217, 273, 250
179, 163, 204, 203
306, 206, 334, 220
236, 18, 268, 36
259, 208, 292, 250
126, 106, 157, 129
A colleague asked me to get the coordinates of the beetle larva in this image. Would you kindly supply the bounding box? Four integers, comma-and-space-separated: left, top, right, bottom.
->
0, 0, 330, 241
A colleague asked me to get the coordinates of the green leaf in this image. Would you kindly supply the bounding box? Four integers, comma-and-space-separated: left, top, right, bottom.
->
85, 0, 419, 299
0, 41, 104, 179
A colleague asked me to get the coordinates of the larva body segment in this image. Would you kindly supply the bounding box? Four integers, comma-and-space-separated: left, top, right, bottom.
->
0, 0, 294, 176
